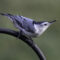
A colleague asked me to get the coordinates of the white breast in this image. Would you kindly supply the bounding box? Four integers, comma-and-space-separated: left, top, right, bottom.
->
34, 24, 40, 33
34, 24, 49, 36
34, 24, 42, 35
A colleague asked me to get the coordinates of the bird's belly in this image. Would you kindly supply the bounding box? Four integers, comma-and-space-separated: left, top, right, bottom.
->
22, 30, 37, 37
35, 29, 44, 36
25, 32, 37, 37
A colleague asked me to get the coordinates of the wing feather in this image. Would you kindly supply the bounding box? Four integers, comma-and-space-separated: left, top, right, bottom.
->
0, 13, 35, 33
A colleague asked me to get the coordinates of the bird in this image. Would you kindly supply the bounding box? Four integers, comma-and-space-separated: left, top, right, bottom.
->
0, 13, 56, 39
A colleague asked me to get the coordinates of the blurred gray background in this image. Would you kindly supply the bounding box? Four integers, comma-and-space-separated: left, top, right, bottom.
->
0, 0, 60, 60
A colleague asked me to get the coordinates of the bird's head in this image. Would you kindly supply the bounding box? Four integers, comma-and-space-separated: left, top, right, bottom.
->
34, 20, 56, 36
40, 20, 56, 30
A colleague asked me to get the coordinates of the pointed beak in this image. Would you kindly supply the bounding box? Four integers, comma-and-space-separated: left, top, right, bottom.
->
49, 20, 56, 24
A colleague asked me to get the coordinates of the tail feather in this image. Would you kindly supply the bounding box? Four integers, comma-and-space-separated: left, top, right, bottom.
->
0, 13, 5, 15
0, 13, 23, 26
0, 13, 15, 22
0, 13, 13, 16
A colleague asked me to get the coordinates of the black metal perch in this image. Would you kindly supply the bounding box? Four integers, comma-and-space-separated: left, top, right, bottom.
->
0, 28, 46, 60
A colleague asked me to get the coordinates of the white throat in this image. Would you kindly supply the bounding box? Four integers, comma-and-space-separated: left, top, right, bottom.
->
34, 24, 49, 36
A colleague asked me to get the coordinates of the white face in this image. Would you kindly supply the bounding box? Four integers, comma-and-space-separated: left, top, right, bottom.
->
42, 22, 50, 27
34, 22, 51, 36
41, 22, 50, 32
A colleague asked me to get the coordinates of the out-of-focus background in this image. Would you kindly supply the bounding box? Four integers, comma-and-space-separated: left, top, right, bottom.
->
0, 0, 60, 60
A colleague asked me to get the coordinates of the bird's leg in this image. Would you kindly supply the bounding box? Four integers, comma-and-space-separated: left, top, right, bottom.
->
17, 31, 34, 44
28, 37, 34, 44
17, 30, 23, 38
27, 36, 31, 40
17, 31, 20, 38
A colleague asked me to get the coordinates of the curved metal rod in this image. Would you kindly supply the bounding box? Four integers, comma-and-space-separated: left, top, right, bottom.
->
0, 28, 46, 60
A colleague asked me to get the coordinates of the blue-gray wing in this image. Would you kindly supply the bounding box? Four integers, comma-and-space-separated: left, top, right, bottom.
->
0, 13, 35, 33
20, 16, 35, 33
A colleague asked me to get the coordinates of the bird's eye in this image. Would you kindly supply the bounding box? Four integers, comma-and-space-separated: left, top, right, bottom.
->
44, 24, 47, 26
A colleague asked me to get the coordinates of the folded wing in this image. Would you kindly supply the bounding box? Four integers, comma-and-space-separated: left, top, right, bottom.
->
0, 13, 35, 33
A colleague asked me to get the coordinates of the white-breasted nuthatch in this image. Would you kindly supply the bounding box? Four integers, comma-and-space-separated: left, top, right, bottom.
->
0, 13, 56, 39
